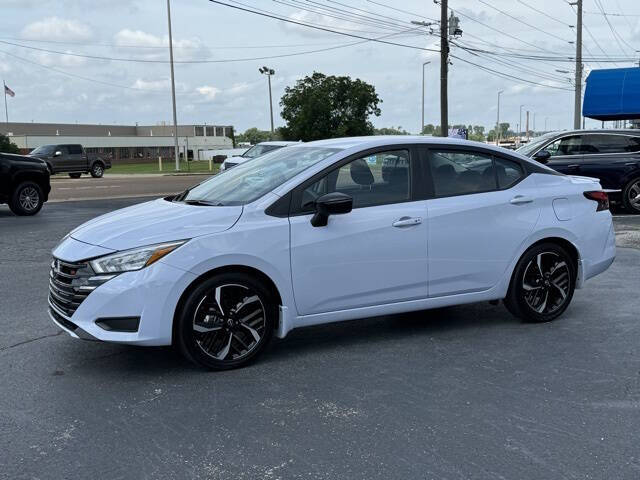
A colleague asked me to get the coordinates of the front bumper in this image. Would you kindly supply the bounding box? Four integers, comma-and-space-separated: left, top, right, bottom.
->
48, 258, 197, 346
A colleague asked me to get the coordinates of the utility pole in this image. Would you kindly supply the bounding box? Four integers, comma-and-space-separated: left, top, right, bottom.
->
166, 0, 180, 171
421, 61, 430, 134
440, 0, 449, 137
571, 0, 583, 130
259, 66, 275, 134
526, 110, 530, 141
3, 80, 8, 124
519, 104, 524, 145
496, 90, 503, 146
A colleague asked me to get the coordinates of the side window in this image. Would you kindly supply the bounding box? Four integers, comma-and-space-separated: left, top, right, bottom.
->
584, 134, 634, 154
429, 150, 495, 197
545, 136, 582, 156
494, 157, 524, 189
628, 136, 640, 153
300, 149, 410, 210
67, 145, 83, 155
56, 146, 68, 155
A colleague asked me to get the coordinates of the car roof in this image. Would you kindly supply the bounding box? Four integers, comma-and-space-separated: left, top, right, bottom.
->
302, 135, 518, 154
542, 129, 640, 136
257, 141, 299, 146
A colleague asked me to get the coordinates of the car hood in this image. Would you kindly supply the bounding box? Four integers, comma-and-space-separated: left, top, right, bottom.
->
70, 198, 243, 250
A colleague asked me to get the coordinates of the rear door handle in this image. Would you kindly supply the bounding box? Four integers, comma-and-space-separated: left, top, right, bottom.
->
392, 216, 422, 228
510, 195, 534, 205
567, 164, 580, 169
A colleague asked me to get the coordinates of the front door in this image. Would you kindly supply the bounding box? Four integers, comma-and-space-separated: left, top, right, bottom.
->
289, 148, 429, 316
424, 148, 541, 297
543, 134, 584, 175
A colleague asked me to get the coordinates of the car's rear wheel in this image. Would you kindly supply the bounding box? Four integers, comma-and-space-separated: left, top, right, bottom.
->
622, 177, 640, 214
9, 181, 44, 216
90, 163, 104, 178
504, 243, 575, 323
175, 272, 276, 370
68, 173, 82, 178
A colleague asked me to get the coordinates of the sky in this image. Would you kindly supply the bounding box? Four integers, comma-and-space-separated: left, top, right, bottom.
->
2, 0, 640, 135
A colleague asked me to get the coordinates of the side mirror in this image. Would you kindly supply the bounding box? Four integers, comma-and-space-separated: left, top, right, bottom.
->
533, 149, 551, 164
54, 151, 62, 157
311, 192, 353, 227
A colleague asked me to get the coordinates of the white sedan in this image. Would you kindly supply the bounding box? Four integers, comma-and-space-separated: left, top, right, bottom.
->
49, 136, 615, 370
220, 141, 298, 170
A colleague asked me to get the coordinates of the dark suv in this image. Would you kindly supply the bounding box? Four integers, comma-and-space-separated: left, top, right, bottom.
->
517, 129, 640, 213
0, 152, 51, 215
28, 144, 111, 178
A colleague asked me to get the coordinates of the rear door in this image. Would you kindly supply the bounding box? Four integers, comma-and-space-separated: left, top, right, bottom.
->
66, 144, 85, 171
423, 147, 541, 297
577, 134, 640, 189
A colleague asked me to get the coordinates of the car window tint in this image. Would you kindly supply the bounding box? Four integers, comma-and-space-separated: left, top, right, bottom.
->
583, 135, 636, 154
67, 145, 83, 155
495, 158, 524, 189
545, 136, 582, 156
301, 150, 410, 210
56, 146, 68, 154
429, 151, 496, 197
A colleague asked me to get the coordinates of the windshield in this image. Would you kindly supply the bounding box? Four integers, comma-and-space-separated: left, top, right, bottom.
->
30, 145, 55, 155
516, 133, 556, 156
242, 144, 282, 159
182, 146, 340, 206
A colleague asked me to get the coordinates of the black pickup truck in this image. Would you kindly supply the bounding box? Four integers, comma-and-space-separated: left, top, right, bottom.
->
0, 152, 51, 215
28, 144, 111, 178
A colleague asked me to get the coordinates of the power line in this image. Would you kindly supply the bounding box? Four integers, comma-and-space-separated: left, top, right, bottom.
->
593, 0, 634, 57
365, 0, 440, 23
516, 0, 575, 28
476, 0, 573, 44
207, 0, 440, 53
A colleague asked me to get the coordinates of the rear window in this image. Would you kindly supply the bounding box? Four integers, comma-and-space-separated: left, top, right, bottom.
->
67, 145, 83, 155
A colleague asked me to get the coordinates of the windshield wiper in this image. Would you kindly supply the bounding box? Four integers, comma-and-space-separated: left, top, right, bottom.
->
183, 199, 226, 206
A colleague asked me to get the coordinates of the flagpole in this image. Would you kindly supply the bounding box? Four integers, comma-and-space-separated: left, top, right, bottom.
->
3, 80, 8, 124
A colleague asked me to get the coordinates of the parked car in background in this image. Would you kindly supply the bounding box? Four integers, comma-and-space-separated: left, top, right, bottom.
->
517, 129, 640, 213
49, 137, 614, 370
28, 144, 111, 178
0, 152, 51, 215
220, 141, 298, 170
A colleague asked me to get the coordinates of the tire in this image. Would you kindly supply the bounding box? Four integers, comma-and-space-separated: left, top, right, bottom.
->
68, 173, 82, 178
504, 242, 575, 323
175, 272, 276, 370
90, 163, 104, 178
9, 181, 44, 216
622, 177, 640, 214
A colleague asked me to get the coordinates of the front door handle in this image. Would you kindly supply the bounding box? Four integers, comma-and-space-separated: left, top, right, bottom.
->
510, 195, 534, 205
567, 164, 580, 169
392, 216, 422, 228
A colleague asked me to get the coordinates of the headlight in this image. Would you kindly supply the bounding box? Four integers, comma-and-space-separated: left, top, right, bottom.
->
90, 240, 188, 274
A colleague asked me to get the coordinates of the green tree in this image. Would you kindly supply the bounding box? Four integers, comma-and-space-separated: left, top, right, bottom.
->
421, 124, 438, 135
374, 126, 409, 135
279, 72, 381, 141
0, 134, 19, 154
236, 127, 277, 145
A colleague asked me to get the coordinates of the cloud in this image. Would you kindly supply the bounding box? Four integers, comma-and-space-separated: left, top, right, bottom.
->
21, 17, 91, 41
32, 50, 86, 67
113, 29, 210, 61
196, 86, 221, 100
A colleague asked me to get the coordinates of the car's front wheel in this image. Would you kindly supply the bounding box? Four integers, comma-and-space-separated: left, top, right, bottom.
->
622, 177, 640, 214
90, 163, 104, 178
175, 272, 276, 370
9, 181, 44, 216
504, 243, 575, 323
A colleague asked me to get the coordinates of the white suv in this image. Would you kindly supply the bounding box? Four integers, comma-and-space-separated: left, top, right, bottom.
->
49, 136, 615, 370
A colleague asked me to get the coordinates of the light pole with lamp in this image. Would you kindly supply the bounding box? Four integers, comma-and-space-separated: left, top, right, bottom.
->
421, 61, 430, 134
519, 104, 524, 146
259, 66, 275, 134
496, 90, 504, 146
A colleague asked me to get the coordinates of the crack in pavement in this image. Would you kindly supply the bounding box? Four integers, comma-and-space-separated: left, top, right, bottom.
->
0, 331, 64, 352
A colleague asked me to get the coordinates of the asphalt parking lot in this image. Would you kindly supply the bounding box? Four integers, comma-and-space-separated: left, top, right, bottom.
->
1, 198, 640, 480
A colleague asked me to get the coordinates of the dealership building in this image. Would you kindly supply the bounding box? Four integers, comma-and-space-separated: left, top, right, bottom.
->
1, 122, 235, 162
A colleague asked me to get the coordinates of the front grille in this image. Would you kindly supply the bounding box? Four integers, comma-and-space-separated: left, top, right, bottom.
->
48, 258, 94, 318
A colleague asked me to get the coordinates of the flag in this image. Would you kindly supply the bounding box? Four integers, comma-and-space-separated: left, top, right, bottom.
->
4, 85, 15, 97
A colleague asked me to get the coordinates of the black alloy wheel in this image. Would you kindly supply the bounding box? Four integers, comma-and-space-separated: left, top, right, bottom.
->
176, 273, 276, 370
505, 243, 575, 323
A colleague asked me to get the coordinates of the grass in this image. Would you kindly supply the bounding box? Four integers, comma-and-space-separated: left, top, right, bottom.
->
107, 160, 221, 175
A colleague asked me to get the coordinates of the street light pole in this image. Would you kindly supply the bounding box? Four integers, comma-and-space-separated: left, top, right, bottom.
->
166, 0, 180, 171
259, 66, 275, 134
519, 104, 524, 145
571, 0, 583, 130
496, 90, 504, 146
421, 61, 430, 134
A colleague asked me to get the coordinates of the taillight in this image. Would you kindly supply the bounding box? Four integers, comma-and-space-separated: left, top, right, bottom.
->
583, 191, 609, 212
